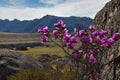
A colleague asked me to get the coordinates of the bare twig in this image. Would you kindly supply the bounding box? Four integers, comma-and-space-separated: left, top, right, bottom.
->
49, 37, 72, 57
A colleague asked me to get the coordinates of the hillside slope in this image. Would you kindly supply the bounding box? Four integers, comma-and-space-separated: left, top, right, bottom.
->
0, 15, 92, 33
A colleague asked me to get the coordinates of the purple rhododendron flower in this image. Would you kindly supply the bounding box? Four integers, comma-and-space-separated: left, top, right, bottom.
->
74, 28, 77, 33
107, 38, 115, 45
89, 54, 97, 64
99, 30, 110, 36
95, 36, 101, 42
79, 30, 87, 36
112, 33, 120, 40
38, 28, 43, 33
38, 26, 49, 36
64, 34, 71, 42
53, 30, 58, 36
43, 26, 49, 33
54, 20, 66, 29
100, 37, 107, 46
81, 37, 93, 43
73, 53, 79, 60
89, 37, 93, 43
105, 38, 115, 48
83, 53, 87, 59
68, 43, 74, 49
92, 30, 99, 36
70, 36, 78, 43
63, 29, 68, 35
73, 28, 79, 37
89, 25, 96, 31
100, 39, 106, 44
41, 36, 49, 43
81, 37, 89, 43
74, 33, 79, 37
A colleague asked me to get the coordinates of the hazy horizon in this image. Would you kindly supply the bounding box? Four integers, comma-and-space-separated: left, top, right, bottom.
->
0, 14, 93, 21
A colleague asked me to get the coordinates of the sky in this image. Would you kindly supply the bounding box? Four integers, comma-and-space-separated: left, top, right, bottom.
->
0, 0, 111, 20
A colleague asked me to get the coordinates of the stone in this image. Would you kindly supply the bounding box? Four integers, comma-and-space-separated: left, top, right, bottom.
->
0, 50, 45, 80
92, 0, 120, 79
38, 54, 60, 62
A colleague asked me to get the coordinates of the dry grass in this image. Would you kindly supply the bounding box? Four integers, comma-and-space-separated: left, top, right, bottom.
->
8, 69, 53, 80
17, 46, 66, 59
0, 32, 77, 80
0, 32, 41, 44
0, 32, 69, 58
8, 68, 76, 80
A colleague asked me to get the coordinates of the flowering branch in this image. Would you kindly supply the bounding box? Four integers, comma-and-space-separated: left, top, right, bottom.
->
49, 37, 72, 57
38, 20, 120, 80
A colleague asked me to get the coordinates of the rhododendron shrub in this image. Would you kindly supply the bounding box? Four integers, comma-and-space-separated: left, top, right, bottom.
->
38, 20, 120, 80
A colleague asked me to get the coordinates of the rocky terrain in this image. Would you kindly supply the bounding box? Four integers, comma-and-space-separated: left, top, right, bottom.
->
0, 50, 45, 80
0, 50, 76, 80
0, 0, 120, 80
93, 0, 120, 79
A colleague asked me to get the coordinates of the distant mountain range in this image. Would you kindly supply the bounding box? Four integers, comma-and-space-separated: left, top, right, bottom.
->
0, 15, 93, 33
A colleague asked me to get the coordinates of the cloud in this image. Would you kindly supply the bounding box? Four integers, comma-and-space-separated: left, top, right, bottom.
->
39, 0, 65, 5
0, 0, 42, 8
8, 0, 22, 5
0, 0, 24, 7
0, 7, 48, 20
0, 0, 111, 20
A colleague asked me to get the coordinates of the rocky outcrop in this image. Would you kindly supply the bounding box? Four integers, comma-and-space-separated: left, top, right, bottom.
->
93, 0, 120, 80
38, 54, 61, 62
38, 54, 76, 72
93, 0, 120, 33
0, 50, 45, 80
0, 50, 77, 80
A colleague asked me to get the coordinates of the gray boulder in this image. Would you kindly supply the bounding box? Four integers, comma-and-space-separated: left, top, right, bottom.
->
0, 50, 45, 80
